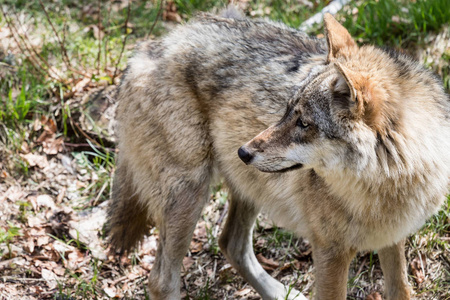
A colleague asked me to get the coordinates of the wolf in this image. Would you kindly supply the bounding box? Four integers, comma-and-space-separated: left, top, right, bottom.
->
107, 8, 450, 300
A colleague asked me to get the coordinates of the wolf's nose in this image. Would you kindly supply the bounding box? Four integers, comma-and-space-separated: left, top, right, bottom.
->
238, 146, 254, 164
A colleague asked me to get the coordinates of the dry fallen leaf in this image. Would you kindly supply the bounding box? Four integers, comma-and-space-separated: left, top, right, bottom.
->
67, 248, 85, 270
366, 292, 383, 300
256, 253, 279, 271
36, 235, 50, 247
20, 153, 49, 169
27, 216, 45, 227
410, 253, 427, 285
234, 288, 252, 297
23, 238, 35, 254
182, 256, 194, 272
2, 185, 26, 202
190, 240, 203, 253
163, 1, 182, 22
104, 287, 118, 298
36, 194, 56, 210
41, 268, 58, 289
43, 136, 64, 155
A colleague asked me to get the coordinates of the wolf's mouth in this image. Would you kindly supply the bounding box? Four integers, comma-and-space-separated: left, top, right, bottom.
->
259, 163, 304, 173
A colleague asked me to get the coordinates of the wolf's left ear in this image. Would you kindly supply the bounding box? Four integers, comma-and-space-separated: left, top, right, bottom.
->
324, 13, 357, 62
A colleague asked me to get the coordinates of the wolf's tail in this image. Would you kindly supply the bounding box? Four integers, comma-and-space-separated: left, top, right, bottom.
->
106, 160, 152, 253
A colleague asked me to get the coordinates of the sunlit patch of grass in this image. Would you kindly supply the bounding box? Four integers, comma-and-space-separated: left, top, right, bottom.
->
414, 195, 450, 251
334, 0, 450, 47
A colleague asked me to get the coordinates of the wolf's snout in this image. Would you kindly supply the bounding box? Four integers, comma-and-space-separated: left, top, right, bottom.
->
238, 146, 254, 164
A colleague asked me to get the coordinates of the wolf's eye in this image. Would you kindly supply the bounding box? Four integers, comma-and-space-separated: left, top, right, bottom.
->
296, 118, 309, 129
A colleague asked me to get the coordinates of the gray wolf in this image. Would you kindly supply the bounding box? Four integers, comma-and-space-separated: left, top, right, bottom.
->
107, 9, 450, 300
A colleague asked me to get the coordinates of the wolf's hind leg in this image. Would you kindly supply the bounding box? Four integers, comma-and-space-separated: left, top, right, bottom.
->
147, 179, 211, 300
378, 239, 411, 300
219, 193, 307, 300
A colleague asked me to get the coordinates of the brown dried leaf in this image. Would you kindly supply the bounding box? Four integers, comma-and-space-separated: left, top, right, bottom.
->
234, 288, 252, 297
56, 187, 66, 204
410, 254, 427, 285
182, 256, 194, 272
2, 185, 26, 202
33, 118, 42, 131
104, 287, 118, 298
37, 235, 50, 247
67, 249, 85, 269
164, 11, 182, 22
256, 253, 279, 271
20, 153, 49, 169
190, 240, 203, 253
72, 76, 92, 93
53, 266, 65, 276
43, 136, 64, 155
23, 238, 35, 254
36, 194, 56, 210
46, 118, 57, 134
366, 292, 383, 300
41, 268, 58, 289
163, 2, 182, 22
20, 141, 30, 154
255, 238, 265, 248
27, 216, 44, 227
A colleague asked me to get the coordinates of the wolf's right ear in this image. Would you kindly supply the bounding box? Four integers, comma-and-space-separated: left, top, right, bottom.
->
323, 13, 357, 62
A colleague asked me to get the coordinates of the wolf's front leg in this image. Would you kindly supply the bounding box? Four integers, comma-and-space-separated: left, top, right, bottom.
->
378, 239, 411, 300
311, 244, 356, 300
219, 192, 307, 300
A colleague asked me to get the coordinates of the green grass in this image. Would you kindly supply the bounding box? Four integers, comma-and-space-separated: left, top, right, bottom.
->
253, 0, 330, 28
71, 143, 115, 208
0, 222, 21, 258
336, 0, 450, 47
414, 195, 450, 251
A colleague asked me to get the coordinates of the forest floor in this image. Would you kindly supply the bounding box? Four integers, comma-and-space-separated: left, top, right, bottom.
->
0, 0, 449, 299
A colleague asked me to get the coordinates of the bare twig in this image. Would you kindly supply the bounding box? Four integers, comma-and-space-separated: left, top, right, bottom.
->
0, 6, 48, 79
10, 9, 66, 83
65, 142, 115, 152
0, 62, 16, 70
104, 0, 113, 73
112, 0, 132, 83
97, 0, 102, 75
146, 0, 165, 39
1, 276, 46, 282
354, 256, 368, 278
92, 181, 108, 206
38, 0, 72, 71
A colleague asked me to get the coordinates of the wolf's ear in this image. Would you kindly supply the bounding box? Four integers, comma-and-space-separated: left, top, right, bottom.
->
334, 62, 359, 105
324, 13, 357, 62
334, 62, 384, 130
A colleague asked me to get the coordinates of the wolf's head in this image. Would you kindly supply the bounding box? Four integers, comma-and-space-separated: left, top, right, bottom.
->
239, 14, 421, 174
